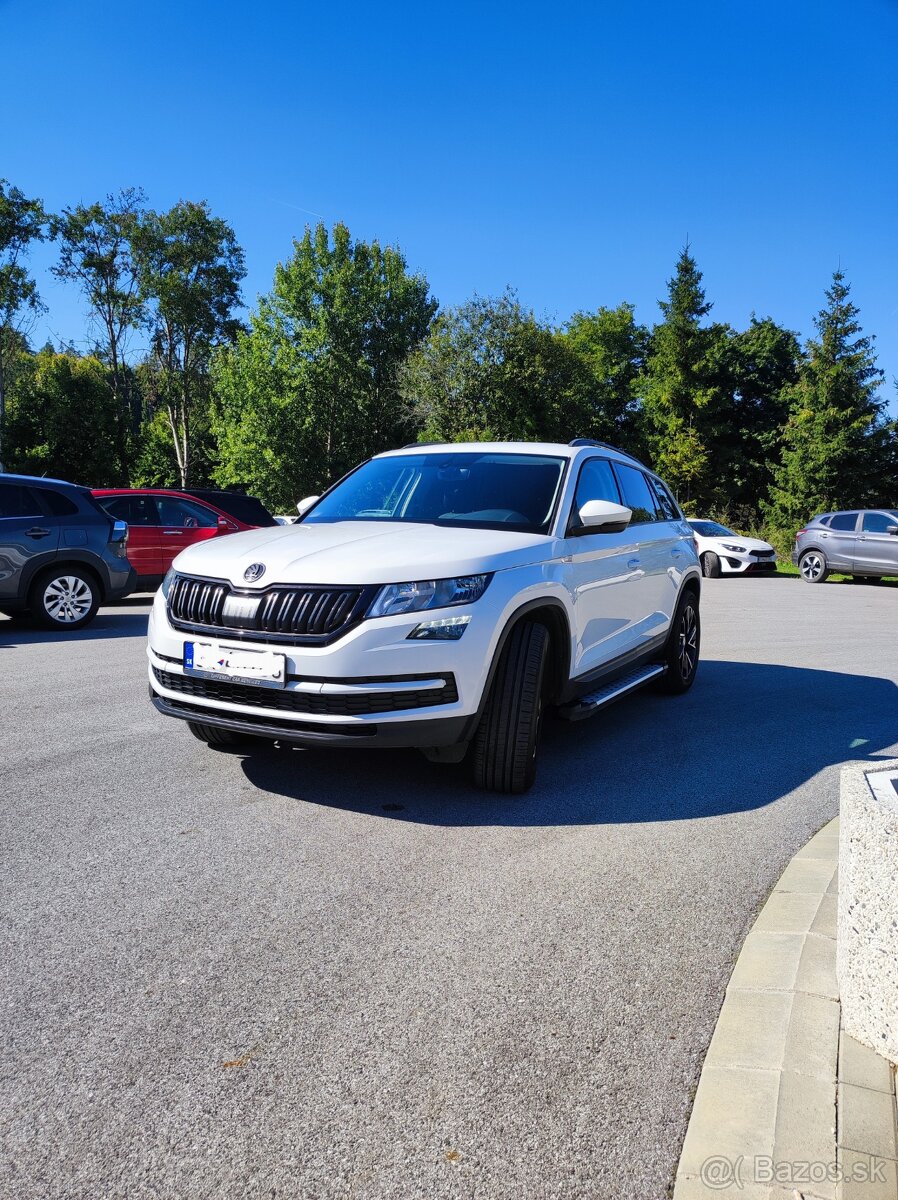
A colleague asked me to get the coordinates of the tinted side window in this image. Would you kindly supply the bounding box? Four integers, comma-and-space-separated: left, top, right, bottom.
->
573, 458, 621, 511
862, 512, 897, 533
0, 484, 43, 519
649, 477, 680, 521
99, 495, 161, 526
613, 464, 661, 524
155, 497, 218, 528
829, 512, 859, 532
34, 488, 79, 517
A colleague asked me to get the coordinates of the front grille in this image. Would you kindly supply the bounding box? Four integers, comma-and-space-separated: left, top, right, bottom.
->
153, 667, 458, 716
752, 549, 775, 560
168, 575, 373, 645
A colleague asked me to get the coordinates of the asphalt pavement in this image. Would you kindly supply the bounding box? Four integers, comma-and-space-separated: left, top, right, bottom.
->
2, 577, 897, 1199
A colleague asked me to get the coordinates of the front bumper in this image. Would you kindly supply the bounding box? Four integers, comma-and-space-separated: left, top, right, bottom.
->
720, 552, 778, 574
147, 587, 491, 749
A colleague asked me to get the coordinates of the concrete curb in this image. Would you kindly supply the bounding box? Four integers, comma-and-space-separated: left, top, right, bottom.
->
672, 818, 898, 1200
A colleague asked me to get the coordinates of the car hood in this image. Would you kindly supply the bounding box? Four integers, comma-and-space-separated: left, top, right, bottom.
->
171, 521, 556, 586
699, 535, 774, 552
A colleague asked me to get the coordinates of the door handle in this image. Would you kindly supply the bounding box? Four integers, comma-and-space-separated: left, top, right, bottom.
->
26, 527, 51, 539
627, 557, 641, 570
670, 548, 683, 557
162, 530, 184, 536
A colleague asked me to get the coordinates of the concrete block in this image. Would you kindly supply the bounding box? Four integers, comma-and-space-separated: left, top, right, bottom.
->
837, 762, 898, 1065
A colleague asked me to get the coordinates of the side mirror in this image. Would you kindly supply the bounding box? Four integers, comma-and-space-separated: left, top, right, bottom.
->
887, 525, 898, 536
217, 516, 237, 533
296, 495, 319, 516
574, 499, 633, 535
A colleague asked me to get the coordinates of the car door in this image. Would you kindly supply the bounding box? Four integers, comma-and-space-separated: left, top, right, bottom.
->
855, 511, 898, 576
154, 495, 222, 571
96, 494, 164, 580
818, 511, 859, 568
559, 457, 649, 678
611, 463, 678, 634
0, 482, 61, 604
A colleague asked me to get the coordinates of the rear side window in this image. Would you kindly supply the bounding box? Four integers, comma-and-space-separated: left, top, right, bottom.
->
99, 495, 161, 526
829, 512, 859, 532
649, 477, 680, 521
862, 512, 898, 533
34, 488, 79, 517
573, 458, 621, 511
613, 464, 661, 524
155, 496, 218, 528
0, 483, 43, 519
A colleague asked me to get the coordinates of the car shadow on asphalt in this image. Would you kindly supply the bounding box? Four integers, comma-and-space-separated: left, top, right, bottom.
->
0, 605, 152, 647
234, 660, 898, 826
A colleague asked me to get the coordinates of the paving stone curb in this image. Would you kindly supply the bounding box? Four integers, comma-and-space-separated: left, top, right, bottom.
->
672, 818, 898, 1200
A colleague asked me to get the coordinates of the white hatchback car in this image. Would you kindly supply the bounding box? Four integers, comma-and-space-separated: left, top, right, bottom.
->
687, 519, 777, 578
147, 441, 702, 792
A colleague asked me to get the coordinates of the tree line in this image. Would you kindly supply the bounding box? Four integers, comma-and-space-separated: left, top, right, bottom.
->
1, 178, 894, 540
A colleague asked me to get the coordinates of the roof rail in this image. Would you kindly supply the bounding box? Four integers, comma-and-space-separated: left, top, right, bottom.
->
401, 441, 447, 449
568, 437, 646, 467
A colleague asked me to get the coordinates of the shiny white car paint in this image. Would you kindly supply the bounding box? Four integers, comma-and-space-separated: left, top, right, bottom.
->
689, 522, 777, 575
147, 442, 701, 736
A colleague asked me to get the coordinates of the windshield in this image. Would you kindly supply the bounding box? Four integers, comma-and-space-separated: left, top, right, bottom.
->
303, 452, 567, 535
689, 520, 734, 537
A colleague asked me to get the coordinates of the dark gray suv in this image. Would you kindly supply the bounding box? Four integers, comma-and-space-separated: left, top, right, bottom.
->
793, 509, 898, 583
0, 474, 135, 629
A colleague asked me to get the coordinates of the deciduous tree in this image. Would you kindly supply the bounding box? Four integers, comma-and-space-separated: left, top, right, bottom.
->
213, 222, 436, 507
134, 200, 245, 488
52, 188, 147, 465
0, 180, 47, 468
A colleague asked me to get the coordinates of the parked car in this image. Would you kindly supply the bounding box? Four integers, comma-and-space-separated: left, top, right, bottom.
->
146, 440, 702, 793
92, 488, 270, 591
793, 509, 898, 583
687, 519, 777, 578
0, 473, 134, 629
178, 489, 278, 529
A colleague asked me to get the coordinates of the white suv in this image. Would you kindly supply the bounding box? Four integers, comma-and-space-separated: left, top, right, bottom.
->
147, 441, 701, 793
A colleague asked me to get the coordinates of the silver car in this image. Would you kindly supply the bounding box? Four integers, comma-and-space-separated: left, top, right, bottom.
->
793, 509, 898, 583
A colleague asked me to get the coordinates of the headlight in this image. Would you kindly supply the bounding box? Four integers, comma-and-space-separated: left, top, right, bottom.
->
160, 568, 177, 599
722, 543, 746, 553
367, 574, 491, 618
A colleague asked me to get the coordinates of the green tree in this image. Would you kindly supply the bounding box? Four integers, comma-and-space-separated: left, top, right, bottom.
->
52, 188, 147, 465
562, 303, 649, 454
4, 349, 125, 483
212, 222, 436, 507
766, 270, 893, 527
709, 317, 802, 523
401, 290, 592, 444
640, 246, 731, 508
0, 180, 47, 468
134, 200, 245, 488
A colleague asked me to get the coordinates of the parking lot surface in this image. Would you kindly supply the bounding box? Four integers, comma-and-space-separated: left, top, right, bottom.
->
2, 578, 897, 1199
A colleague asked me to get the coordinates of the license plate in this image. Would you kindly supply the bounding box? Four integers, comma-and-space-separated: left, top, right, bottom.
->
184, 640, 287, 689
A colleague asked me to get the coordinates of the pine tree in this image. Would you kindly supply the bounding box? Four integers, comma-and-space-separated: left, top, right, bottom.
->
639, 246, 730, 508
766, 271, 893, 528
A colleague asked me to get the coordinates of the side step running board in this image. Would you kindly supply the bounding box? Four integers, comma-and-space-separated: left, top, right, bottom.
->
558, 664, 665, 722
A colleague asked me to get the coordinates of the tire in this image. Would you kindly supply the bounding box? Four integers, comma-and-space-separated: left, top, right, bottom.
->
472, 621, 549, 795
701, 552, 721, 579
29, 566, 100, 630
798, 550, 828, 583
187, 721, 256, 747
657, 589, 701, 695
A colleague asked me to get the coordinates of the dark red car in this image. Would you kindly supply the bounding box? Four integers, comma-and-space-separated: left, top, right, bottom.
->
91, 488, 277, 590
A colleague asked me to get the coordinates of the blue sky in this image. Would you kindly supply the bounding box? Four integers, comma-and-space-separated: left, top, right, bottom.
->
4, 0, 897, 405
